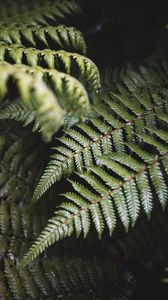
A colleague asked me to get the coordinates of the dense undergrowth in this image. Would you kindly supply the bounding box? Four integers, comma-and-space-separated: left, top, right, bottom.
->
0, 0, 168, 299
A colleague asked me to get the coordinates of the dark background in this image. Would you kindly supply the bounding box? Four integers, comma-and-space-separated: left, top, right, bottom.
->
77, 0, 168, 69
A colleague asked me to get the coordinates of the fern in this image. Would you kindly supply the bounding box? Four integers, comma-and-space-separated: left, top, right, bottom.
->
0, 62, 91, 140
22, 146, 168, 265
0, 201, 137, 299
0, 125, 49, 203
0, 1, 167, 297
0, 201, 46, 260
32, 62, 168, 203
2, 212, 168, 300
0, 23, 87, 53
6, 201, 168, 300
24, 144, 168, 264
21, 60, 168, 265
2, 208, 168, 300
0, 43, 100, 90
0, 63, 64, 141
2, 244, 133, 300
0, 101, 38, 130
1, 255, 135, 300
0, 25, 100, 140
0, 9, 100, 140
0, 0, 81, 25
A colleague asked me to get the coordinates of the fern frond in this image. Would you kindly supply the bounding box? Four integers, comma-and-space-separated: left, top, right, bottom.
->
32, 66, 168, 203
0, 101, 39, 130
0, 62, 90, 140
4, 210, 168, 299
0, 0, 81, 25
0, 23, 87, 53
0, 63, 64, 140
0, 43, 100, 91
22, 133, 168, 265
0, 200, 46, 260
3, 207, 168, 299
0, 126, 49, 203
0, 198, 138, 299
1, 254, 134, 300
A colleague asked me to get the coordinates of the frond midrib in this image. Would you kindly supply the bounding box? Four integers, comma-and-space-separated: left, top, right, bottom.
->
23, 150, 168, 266
33, 97, 167, 201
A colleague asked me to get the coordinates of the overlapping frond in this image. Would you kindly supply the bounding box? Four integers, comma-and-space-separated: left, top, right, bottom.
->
0, 5, 100, 142
0, 0, 167, 298
0, 23, 87, 53
32, 62, 168, 203
0, 62, 90, 140
0, 0, 81, 25
0, 43, 100, 90
0, 63, 64, 141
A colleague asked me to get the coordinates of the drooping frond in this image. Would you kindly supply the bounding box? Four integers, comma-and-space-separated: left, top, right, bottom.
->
0, 43, 100, 91
21, 57, 168, 263
0, 23, 87, 53
0, 62, 90, 140
0, 0, 81, 25
0, 125, 49, 203
0, 63, 64, 141
32, 61, 168, 203
22, 131, 168, 265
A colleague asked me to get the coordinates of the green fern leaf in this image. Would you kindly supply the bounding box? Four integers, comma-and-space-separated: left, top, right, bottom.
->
0, 43, 100, 90
0, 101, 41, 132
22, 121, 168, 264
0, 62, 90, 140
0, 0, 81, 25
0, 23, 87, 53
32, 67, 168, 203
0, 126, 49, 203
0, 200, 47, 261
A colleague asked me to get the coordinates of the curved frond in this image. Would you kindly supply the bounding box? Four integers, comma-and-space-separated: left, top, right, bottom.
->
0, 62, 90, 140
0, 0, 81, 25
0, 43, 100, 91
0, 23, 87, 53
0, 63, 64, 141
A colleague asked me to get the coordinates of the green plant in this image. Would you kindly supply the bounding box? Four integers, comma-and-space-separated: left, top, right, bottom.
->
0, 0, 168, 298
22, 59, 168, 265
